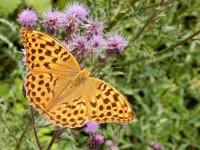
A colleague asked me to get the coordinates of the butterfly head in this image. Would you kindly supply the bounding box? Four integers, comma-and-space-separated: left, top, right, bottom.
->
80, 67, 92, 78
85, 67, 92, 74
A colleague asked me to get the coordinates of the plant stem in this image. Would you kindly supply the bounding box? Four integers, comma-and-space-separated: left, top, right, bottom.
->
154, 29, 200, 56
130, 0, 168, 43
46, 127, 65, 150
0, 112, 17, 142
30, 106, 42, 150
113, 124, 123, 145
116, 28, 200, 66
51, 0, 57, 10
16, 115, 32, 149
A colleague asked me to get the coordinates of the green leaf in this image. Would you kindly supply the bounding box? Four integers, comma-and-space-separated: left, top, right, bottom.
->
0, 82, 10, 97
25, 0, 51, 14
0, 0, 21, 17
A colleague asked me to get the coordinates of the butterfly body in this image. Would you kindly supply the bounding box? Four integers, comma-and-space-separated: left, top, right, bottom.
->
21, 28, 136, 128
71, 68, 92, 86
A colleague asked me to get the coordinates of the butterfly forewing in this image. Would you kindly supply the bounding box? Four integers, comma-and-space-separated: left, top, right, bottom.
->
21, 28, 81, 73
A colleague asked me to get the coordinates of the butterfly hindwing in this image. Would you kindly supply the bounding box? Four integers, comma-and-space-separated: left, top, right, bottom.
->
25, 72, 73, 113
86, 77, 135, 123
47, 84, 88, 127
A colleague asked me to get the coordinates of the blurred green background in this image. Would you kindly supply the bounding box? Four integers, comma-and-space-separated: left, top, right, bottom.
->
0, 0, 200, 150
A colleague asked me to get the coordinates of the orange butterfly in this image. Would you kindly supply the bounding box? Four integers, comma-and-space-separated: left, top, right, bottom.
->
21, 28, 136, 128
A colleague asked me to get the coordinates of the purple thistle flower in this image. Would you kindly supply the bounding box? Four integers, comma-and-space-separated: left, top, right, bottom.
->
91, 35, 104, 48
149, 141, 165, 150
69, 35, 93, 58
17, 8, 38, 27
66, 3, 88, 21
84, 121, 100, 134
107, 34, 128, 55
84, 19, 104, 37
98, 54, 106, 62
43, 10, 62, 35
87, 134, 105, 150
60, 12, 80, 33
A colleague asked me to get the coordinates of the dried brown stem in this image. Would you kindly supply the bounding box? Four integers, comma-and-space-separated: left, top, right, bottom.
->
46, 127, 65, 150
30, 106, 42, 150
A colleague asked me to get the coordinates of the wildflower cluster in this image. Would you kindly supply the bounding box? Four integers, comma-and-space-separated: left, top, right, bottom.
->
17, 3, 128, 62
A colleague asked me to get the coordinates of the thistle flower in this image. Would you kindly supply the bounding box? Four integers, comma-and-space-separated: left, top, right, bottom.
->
60, 12, 80, 33
43, 10, 61, 35
91, 35, 104, 48
17, 8, 38, 27
149, 141, 165, 150
87, 134, 105, 150
98, 54, 106, 62
69, 35, 93, 58
107, 35, 128, 55
84, 121, 100, 134
66, 3, 88, 21
84, 19, 104, 37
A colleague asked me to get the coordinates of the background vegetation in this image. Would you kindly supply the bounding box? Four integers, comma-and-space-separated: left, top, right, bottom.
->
0, 0, 200, 149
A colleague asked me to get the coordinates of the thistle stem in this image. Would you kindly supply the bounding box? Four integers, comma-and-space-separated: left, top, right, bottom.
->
30, 106, 42, 150
115, 28, 200, 66
46, 127, 65, 150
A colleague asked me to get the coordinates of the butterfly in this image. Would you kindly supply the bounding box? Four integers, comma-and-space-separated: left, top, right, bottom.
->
21, 27, 136, 128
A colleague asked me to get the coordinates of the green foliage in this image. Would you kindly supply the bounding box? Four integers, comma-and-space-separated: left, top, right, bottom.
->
24, 0, 52, 14
0, 0, 200, 150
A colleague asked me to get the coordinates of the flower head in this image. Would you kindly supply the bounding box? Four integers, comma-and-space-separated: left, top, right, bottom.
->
60, 12, 80, 33
17, 8, 38, 27
98, 54, 106, 62
43, 10, 62, 34
107, 34, 128, 55
149, 141, 165, 150
69, 35, 93, 58
91, 35, 104, 48
66, 3, 88, 21
84, 19, 104, 37
87, 134, 105, 150
84, 121, 100, 134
